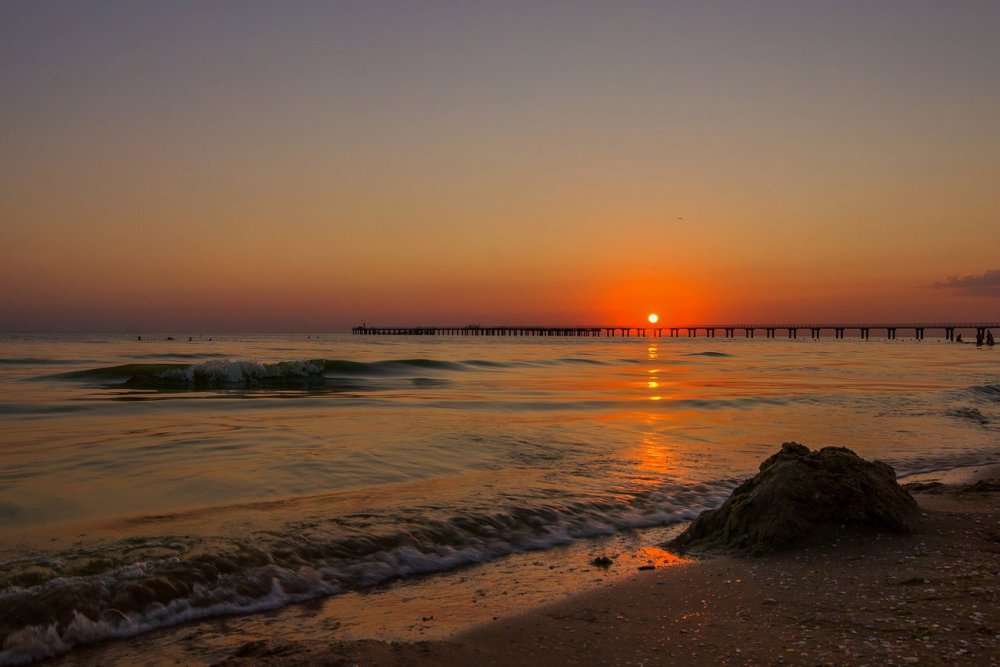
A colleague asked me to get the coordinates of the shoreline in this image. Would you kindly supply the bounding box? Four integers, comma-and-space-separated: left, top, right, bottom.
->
47, 464, 1000, 666
218, 483, 1000, 667
431, 485, 999, 666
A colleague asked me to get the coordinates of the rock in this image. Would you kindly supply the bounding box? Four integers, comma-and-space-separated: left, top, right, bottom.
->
667, 442, 918, 556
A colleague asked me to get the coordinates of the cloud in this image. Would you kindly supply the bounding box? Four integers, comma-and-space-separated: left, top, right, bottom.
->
933, 269, 1000, 297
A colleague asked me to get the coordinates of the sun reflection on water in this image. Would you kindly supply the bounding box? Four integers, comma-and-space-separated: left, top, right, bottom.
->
626, 342, 677, 483
647, 343, 661, 402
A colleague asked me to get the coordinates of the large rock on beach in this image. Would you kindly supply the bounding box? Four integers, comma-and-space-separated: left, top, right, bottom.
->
668, 442, 918, 556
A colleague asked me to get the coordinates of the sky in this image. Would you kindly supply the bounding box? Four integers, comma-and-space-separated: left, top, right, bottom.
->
2, 1, 999, 332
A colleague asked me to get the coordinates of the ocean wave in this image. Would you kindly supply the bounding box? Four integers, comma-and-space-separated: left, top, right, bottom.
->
57, 363, 189, 383
50, 355, 631, 391
968, 384, 1000, 401
947, 407, 990, 425
324, 358, 468, 375
0, 483, 735, 665
684, 351, 732, 358
462, 359, 518, 368
0, 358, 77, 366
151, 359, 329, 388
410, 377, 450, 387
54, 359, 452, 390
890, 448, 1000, 479
0, 404, 91, 416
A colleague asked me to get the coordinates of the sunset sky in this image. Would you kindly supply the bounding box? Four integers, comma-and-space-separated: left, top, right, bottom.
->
2, 1, 999, 332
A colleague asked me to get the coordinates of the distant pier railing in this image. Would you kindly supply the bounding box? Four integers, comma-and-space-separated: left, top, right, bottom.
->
352, 323, 999, 341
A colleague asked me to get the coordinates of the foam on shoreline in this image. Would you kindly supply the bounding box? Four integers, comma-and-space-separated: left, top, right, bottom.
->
47, 481, 1000, 666
42, 523, 689, 665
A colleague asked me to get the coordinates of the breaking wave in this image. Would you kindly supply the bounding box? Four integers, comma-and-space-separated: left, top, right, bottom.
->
54, 358, 470, 390
51, 356, 619, 391
889, 447, 1000, 479
0, 482, 736, 665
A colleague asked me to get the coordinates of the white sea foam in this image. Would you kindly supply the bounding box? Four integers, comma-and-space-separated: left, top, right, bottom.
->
0, 575, 339, 666
156, 359, 326, 385
0, 489, 732, 666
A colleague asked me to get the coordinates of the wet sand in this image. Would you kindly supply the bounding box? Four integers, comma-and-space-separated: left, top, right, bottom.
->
54, 468, 1000, 666
422, 490, 1000, 666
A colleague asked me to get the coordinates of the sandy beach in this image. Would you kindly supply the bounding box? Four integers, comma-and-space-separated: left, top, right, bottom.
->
51, 466, 999, 667
426, 488, 1000, 667
213, 481, 1000, 667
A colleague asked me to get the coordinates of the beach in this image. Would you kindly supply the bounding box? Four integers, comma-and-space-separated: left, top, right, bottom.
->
43, 466, 998, 666
2, 334, 999, 665
5, 2, 1000, 662
5, 1, 1000, 663
425, 476, 1000, 667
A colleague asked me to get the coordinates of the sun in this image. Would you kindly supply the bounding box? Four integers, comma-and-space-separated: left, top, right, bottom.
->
647, 313, 659, 324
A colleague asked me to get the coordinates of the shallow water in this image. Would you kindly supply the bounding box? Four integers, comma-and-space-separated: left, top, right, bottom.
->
1, 333, 997, 664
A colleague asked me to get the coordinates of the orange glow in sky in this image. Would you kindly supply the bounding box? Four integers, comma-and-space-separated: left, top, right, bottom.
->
1, 3, 999, 331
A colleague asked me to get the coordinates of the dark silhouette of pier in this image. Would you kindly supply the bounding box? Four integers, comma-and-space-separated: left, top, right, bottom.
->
353, 323, 999, 341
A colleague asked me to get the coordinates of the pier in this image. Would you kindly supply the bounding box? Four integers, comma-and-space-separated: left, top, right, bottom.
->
353, 323, 999, 341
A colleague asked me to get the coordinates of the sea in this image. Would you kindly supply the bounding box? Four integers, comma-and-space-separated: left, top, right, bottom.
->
1, 332, 998, 664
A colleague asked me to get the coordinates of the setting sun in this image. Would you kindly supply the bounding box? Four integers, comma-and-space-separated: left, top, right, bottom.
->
647, 313, 659, 324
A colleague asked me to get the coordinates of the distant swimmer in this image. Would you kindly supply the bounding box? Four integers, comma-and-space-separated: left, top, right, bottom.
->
976, 332, 984, 347
955, 334, 963, 343
137, 335, 142, 341
988, 330, 995, 347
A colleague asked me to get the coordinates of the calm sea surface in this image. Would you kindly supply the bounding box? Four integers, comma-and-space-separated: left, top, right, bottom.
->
1, 333, 997, 663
